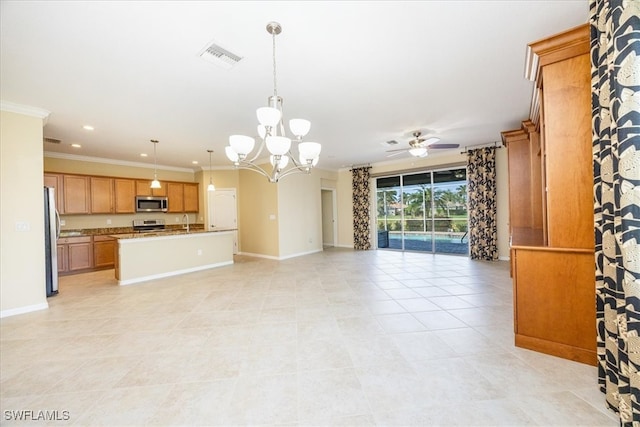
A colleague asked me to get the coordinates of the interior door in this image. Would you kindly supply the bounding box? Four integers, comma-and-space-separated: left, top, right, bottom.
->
321, 189, 336, 247
208, 189, 237, 230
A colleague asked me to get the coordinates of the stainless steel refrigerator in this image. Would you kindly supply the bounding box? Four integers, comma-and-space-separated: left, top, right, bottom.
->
44, 186, 59, 297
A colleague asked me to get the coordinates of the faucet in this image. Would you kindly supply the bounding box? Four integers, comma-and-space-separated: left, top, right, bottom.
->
182, 213, 189, 233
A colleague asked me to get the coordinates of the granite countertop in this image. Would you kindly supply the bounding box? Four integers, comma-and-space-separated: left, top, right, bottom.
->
59, 224, 205, 238
110, 229, 210, 239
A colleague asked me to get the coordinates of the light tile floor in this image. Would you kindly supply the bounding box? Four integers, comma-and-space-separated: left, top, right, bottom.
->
0, 248, 617, 426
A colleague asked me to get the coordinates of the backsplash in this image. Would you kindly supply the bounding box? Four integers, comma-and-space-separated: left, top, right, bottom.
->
60, 212, 202, 230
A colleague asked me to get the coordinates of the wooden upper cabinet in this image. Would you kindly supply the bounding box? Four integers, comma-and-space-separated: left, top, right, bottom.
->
114, 179, 136, 213
183, 183, 199, 212
136, 180, 152, 197
505, 23, 592, 250
44, 173, 65, 213
502, 128, 533, 230
541, 53, 592, 249
167, 182, 184, 213
46, 172, 197, 215
166, 182, 199, 213
136, 180, 167, 196
90, 177, 113, 214
63, 175, 91, 214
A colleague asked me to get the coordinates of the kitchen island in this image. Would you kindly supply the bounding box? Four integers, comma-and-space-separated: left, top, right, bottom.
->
112, 230, 234, 285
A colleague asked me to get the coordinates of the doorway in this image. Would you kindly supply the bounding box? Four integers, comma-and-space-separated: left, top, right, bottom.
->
321, 189, 337, 248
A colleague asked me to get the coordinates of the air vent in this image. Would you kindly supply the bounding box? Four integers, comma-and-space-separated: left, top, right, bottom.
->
199, 41, 242, 69
386, 140, 399, 146
44, 137, 61, 144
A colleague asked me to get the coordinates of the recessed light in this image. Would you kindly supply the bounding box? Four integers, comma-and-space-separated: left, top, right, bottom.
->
82, 125, 94, 131
192, 161, 199, 165
140, 153, 148, 157
71, 143, 81, 148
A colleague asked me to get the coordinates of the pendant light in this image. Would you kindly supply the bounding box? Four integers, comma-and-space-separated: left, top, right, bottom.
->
150, 139, 161, 189
207, 149, 215, 192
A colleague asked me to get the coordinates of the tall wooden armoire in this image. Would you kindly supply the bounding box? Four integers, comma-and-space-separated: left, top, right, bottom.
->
502, 24, 596, 365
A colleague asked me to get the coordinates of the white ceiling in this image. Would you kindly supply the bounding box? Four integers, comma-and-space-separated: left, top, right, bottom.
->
0, 1, 588, 172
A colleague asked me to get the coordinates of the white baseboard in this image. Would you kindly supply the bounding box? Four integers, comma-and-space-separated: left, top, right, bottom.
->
237, 252, 280, 260
279, 249, 323, 260
239, 248, 323, 261
0, 302, 49, 318
118, 261, 234, 286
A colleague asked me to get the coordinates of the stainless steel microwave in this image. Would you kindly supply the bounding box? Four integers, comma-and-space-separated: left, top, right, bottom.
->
135, 196, 168, 212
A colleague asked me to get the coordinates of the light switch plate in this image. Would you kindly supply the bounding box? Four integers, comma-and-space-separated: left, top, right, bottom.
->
15, 221, 30, 232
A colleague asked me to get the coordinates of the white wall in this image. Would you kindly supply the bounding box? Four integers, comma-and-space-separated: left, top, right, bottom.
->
495, 147, 510, 260
277, 170, 323, 259
336, 169, 355, 248
1, 105, 50, 317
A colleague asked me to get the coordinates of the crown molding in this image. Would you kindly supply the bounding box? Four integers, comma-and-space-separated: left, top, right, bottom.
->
1, 100, 50, 124
199, 165, 240, 172
524, 23, 589, 82
44, 151, 195, 173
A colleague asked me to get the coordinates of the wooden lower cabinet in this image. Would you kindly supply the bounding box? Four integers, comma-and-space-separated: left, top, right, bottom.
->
57, 243, 68, 272
512, 246, 596, 365
58, 236, 93, 274
58, 235, 117, 275
93, 236, 116, 268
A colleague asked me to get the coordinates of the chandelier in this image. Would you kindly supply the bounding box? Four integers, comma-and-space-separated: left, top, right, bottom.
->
225, 21, 321, 183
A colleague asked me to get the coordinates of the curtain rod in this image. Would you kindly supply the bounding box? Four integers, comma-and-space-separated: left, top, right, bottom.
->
348, 163, 372, 171
460, 141, 503, 154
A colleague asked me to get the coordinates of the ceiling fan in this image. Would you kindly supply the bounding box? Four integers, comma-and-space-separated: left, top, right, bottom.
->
386, 130, 459, 158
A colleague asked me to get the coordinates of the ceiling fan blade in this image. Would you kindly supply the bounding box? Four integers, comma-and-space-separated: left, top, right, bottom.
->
422, 137, 441, 146
385, 147, 410, 153
386, 151, 407, 158
429, 143, 460, 149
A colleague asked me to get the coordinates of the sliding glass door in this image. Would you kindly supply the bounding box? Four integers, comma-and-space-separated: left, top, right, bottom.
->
376, 167, 468, 255
432, 169, 468, 254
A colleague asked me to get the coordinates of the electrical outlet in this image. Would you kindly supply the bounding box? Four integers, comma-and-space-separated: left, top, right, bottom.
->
60, 219, 66, 226
197, 249, 202, 256
175, 217, 180, 222
106, 219, 112, 225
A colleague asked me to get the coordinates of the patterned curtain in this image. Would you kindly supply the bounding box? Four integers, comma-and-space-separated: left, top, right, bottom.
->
352, 167, 372, 250
466, 147, 498, 261
592, 0, 640, 423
